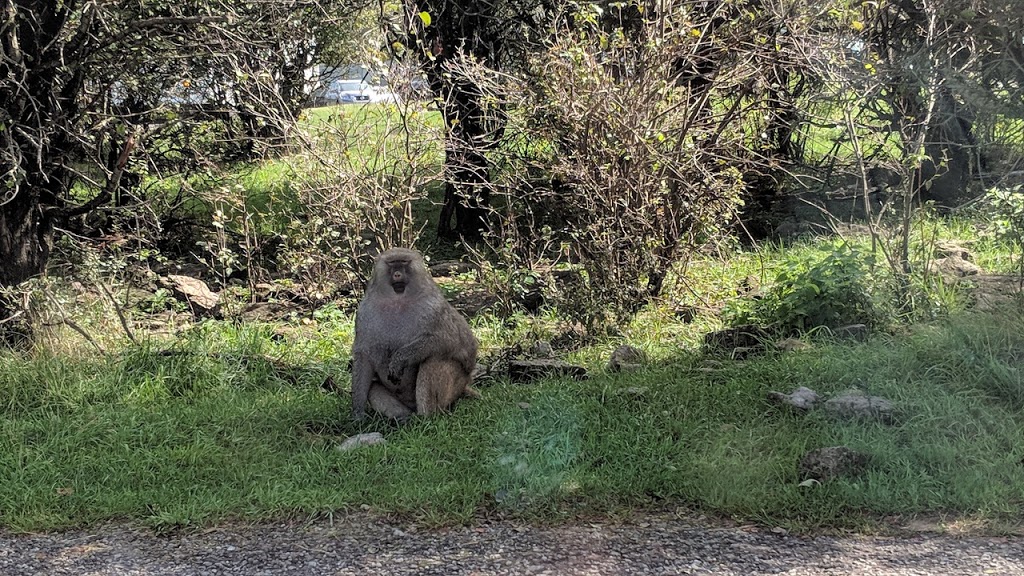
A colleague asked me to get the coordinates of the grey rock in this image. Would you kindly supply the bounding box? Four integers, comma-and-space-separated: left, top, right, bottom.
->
929, 257, 982, 279
337, 433, 386, 452
162, 274, 220, 311
470, 363, 491, 384
799, 446, 870, 482
606, 345, 645, 373
529, 340, 554, 358
767, 386, 820, 411
824, 389, 896, 424
934, 241, 974, 262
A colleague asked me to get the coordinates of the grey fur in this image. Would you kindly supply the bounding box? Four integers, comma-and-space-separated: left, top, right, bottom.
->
351, 248, 478, 421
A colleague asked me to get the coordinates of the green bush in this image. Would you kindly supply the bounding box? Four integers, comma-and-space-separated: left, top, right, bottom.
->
728, 243, 880, 334
985, 185, 1024, 281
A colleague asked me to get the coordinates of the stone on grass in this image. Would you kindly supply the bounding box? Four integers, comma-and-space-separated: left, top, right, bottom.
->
934, 241, 974, 262
529, 340, 554, 358
798, 446, 869, 482
930, 257, 982, 279
162, 274, 220, 311
470, 363, 492, 385
767, 386, 820, 411
823, 389, 896, 424
337, 433, 386, 452
606, 344, 645, 373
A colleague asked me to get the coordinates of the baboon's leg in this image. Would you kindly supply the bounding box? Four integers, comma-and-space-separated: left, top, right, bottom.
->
376, 364, 418, 412
368, 383, 414, 422
395, 367, 419, 410
415, 358, 470, 415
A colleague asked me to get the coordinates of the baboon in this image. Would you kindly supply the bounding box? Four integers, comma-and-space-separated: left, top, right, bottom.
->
351, 247, 478, 422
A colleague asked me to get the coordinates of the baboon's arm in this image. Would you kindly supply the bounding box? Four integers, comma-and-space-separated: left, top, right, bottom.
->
387, 310, 475, 379
350, 352, 375, 420
387, 332, 440, 381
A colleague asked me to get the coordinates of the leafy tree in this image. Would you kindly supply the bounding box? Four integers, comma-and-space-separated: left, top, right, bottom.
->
0, 0, 360, 322
854, 0, 1023, 207
386, 0, 557, 238
474, 1, 818, 329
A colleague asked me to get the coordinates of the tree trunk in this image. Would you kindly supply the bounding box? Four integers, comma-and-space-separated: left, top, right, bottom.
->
0, 192, 51, 290
439, 145, 491, 238
740, 63, 805, 240
917, 87, 976, 209
0, 189, 51, 341
429, 68, 497, 239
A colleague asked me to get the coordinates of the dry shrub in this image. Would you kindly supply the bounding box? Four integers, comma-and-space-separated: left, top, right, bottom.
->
479, 3, 779, 330
190, 95, 444, 302
281, 101, 443, 296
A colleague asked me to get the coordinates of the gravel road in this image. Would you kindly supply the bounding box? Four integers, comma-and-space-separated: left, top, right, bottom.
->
2, 514, 1021, 575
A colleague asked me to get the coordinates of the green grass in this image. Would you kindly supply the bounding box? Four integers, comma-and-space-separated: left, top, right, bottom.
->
8, 95, 1024, 534
135, 102, 446, 240
3, 302, 1024, 533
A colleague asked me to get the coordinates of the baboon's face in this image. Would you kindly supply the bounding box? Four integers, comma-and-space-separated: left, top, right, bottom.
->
385, 258, 411, 294
371, 248, 426, 297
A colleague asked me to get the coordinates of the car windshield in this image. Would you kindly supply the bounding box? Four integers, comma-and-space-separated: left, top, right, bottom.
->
335, 81, 365, 92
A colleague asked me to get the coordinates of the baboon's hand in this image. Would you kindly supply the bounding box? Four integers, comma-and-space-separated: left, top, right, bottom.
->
387, 355, 407, 384
351, 407, 367, 422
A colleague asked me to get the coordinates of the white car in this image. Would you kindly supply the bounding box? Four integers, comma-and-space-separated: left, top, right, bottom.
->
322, 80, 376, 104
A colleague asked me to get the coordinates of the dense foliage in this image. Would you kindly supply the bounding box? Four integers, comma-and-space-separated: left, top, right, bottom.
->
2, 0, 1022, 331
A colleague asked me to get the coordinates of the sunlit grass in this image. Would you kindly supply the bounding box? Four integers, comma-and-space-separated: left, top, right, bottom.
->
5, 99, 1024, 534
3, 295, 1024, 533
